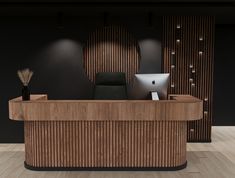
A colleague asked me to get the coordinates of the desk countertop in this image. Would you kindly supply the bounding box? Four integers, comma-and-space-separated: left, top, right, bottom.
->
9, 94, 203, 121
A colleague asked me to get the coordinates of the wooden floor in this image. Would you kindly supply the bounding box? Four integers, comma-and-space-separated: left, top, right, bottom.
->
0, 126, 235, 178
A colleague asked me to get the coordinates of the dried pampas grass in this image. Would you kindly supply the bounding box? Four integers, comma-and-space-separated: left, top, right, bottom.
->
17, 68, 33, 86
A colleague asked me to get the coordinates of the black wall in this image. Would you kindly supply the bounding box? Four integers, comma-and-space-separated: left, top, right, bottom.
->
0, 13, 162, 142
2, 1, 235, 142
213, 25, 235, 126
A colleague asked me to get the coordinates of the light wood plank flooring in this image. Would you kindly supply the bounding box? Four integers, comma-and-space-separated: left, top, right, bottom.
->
0, 126, 234, 178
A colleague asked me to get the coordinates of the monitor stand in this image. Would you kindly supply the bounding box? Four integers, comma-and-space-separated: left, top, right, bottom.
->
151, 91, 159, 100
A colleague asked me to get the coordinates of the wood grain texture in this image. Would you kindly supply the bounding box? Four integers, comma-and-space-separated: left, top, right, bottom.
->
163, 16, 214, 142
8, 95, 47, 121
9, 95, 203, 121
83, 26, 140, 84
1, 127, 235, 177
9, 94, 202, 169
24, 121, 187, 168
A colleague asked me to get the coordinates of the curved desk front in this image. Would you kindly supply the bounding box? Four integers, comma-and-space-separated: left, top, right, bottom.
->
9, 95, 203, 171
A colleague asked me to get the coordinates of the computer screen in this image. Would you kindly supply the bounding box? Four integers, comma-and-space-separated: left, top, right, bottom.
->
131, 73, 170, 100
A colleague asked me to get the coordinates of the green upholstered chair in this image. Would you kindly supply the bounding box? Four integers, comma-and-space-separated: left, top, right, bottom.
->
93, 72, 127, 100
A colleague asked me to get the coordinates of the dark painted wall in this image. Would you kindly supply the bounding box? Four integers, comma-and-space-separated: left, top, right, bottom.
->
0, 14, 162, 142
213, 25, 235, 126
2, 2, 235, 141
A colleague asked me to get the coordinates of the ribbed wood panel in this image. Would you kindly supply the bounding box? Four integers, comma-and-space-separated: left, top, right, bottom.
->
24, 121, 187, 168
163, 16, 214, 142
83, 26, 140, 83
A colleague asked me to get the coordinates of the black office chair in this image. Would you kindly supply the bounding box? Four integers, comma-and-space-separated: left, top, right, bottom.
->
93, 72, 128, 100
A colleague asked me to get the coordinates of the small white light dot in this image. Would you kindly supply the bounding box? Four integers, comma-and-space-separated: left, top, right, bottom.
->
192, 70, 195, 73
190, 129, 194, 132
171, 65, 175, 68
199, 37, 203, 41
171, 51, 175, 55
191, 83, 195, 87
171, 84, 175, 88
199, 51, 203, 55
177, 25, 181, 29
189, 65, 193, 68
204, 111, 208, 114
189, 78, 193, 82
204, 98, 208, 101
176, 39, 180, 43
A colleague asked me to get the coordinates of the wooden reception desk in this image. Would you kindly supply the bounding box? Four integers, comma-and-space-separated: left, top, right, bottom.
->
9, 94, 202, 171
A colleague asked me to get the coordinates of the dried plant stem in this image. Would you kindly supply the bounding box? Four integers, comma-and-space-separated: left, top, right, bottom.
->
17, 68, 33, 86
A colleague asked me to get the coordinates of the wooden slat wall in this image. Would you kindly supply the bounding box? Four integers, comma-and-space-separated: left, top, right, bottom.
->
163, 16, 214, 142
83, 26, 140, 83
24, 121, 187, 168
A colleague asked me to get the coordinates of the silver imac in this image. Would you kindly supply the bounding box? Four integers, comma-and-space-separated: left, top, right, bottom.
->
131, 73, 170, 100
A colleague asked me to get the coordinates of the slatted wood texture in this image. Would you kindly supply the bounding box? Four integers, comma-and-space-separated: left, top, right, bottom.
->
163, 16, 214, 142
83, 26, 140, 83
24, 121, 187, 168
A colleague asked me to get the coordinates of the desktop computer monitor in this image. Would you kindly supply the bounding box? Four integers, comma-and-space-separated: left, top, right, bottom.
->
131, 73, 170, 100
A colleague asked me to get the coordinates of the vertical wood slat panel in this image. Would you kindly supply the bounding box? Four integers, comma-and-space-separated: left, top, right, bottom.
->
163, 16, 214, 142
83, 26, 140, 84
25, 121, 187, 168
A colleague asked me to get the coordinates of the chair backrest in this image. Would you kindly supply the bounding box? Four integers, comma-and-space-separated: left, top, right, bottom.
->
94, 72, 127, 100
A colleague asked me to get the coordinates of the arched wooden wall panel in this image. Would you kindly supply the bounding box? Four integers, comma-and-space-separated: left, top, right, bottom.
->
163, 16, 214, 142
83, 26, 140, 83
